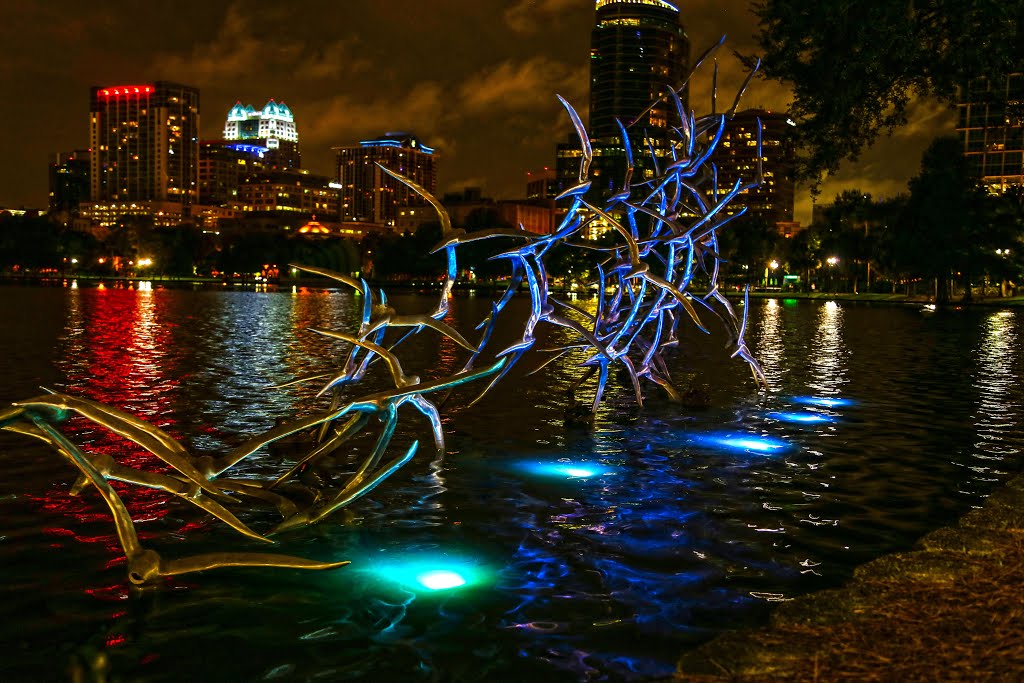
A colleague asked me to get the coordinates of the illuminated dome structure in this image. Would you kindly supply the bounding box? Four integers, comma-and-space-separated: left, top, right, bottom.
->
298, 217, 330, 234
223, 100, 300, 168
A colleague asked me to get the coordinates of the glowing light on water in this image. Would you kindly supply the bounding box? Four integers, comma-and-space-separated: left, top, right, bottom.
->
515, 461, 616, 479
691, 432, 790, 454
767, 411, 835, 424
792, 396, 854, 408
563, 467, 597, 477
416, 570, 466, 590
368, 556, 488, 593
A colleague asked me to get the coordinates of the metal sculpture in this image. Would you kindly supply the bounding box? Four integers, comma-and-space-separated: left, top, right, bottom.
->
1, 45, 769, 585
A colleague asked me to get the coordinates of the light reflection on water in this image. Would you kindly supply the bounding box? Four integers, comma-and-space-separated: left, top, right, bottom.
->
1, 288, 1024, 681
965, 311, 1020, 482
755, 298, 786, 389
809, 300, 847, 398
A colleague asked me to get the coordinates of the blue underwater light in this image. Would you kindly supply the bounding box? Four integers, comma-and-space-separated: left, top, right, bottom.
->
689, 432, 790, 454
766, 411, 835, 425
791, 396, 854, 408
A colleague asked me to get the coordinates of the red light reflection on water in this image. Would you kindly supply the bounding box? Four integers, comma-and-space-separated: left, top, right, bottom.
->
31, 286, 190, 590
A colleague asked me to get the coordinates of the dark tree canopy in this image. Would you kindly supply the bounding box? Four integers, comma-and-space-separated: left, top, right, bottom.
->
752, 0, 1024, 183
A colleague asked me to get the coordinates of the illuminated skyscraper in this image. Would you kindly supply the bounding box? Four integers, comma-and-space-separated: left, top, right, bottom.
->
224, 100, 301, 169
557, 1, 689, 199
88, 81, 199, 220
589, 0, 689, 139
335, 133, 437, 228
715, 109, 797, 230
957, 72, 1024, 192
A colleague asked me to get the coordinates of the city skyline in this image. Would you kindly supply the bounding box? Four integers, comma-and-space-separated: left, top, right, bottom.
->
2, 1, 954, 222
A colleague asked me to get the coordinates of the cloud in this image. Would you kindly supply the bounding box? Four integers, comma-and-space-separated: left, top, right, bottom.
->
893, 96, 957, 140
504, 0, 581, 34
457, 57, 588, 115
445, 176, 490, 193
151, 3, 364, 85
300, 82, 450, 148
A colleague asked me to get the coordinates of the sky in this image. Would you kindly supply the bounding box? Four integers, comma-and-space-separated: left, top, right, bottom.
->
0, 0, 954, 223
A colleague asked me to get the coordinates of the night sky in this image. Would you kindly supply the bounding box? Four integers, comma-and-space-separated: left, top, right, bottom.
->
1, 0, 954, 222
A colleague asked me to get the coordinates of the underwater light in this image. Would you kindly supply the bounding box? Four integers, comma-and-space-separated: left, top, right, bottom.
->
416, 570, 466, 590
792, 396, 854, 408
767, 412, 835, 424
367, 557, 488, 593
562, 467, 598, 477
515, 461, 615, 479
690, 432, 789, 454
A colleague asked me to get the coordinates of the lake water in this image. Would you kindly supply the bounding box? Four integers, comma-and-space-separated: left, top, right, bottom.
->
1, 284, 1022, 681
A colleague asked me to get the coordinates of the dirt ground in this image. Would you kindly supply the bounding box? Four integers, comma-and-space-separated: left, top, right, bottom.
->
673, 476, 1024, 682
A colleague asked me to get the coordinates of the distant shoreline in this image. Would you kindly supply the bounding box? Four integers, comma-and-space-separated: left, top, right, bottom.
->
2, 274, 1023, 308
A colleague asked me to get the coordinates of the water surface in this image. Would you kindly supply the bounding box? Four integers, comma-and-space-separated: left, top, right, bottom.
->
1, 285, 1021, 681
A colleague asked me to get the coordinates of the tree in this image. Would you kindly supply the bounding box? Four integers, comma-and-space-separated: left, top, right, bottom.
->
718, 215, 781, 286
821, 191, 878, 293
895, 136, 989, 303
783, 225, 821, 291
751, 0, 1024, 183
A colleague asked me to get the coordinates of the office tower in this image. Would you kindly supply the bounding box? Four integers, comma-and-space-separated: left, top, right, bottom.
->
88, 81, 199, 222
586, 0, 690, 196
48, 150, 91, 214
589, 1, 689, 139
335, 133, 437, 228
235, 169, 339, 218
224, 100, 301, 169
198, 141, 268, 206
526, 167, 558, 200
715, 109, 796, 229
957, 72, 1024, 192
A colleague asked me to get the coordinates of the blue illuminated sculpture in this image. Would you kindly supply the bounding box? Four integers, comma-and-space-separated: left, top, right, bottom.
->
1, 41, 770, 585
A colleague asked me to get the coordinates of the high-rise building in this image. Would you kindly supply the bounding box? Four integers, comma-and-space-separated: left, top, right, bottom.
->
957, 72, 1024, 192
234, 169, 339, 218
526, 167, 558, 200
560, 0, 689, 198
589, 0, 689, 140
48, 150, 90, 215
715, 109, 797, 230
198, 141, 268, 206
224, 100, 301, 169
335, 133, 437, 228
87, 81, 200, 224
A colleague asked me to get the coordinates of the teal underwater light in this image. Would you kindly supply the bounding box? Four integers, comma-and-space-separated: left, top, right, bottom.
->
515, 460, 618, 479
416, 569, 466, 590
368, 556, 490, 593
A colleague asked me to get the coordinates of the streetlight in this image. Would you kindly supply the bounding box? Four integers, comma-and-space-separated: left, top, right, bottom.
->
765, 259, 779, 288
826, 256, 839, 293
